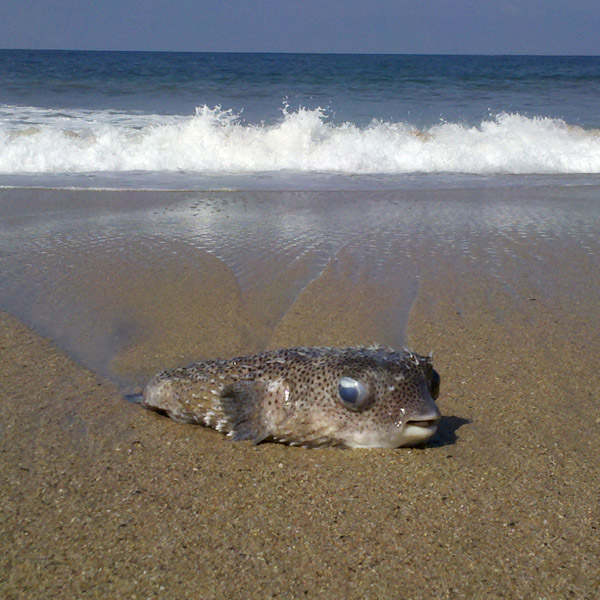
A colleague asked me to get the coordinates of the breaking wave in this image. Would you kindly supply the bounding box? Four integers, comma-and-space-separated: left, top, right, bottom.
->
1, 105, 599, 175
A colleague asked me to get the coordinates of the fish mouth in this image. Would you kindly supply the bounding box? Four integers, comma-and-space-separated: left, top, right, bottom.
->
406, 417, 440, 428
345, 415, 441, 449
401, 416, 441, 446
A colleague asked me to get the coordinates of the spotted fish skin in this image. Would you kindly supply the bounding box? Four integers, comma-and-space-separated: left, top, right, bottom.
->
142, 346, 441, 448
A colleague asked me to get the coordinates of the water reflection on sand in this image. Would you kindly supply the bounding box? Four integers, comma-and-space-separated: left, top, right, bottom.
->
0, 186, 597, 386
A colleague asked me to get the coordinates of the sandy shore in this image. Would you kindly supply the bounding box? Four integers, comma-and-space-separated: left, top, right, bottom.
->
1, 188, 599, 598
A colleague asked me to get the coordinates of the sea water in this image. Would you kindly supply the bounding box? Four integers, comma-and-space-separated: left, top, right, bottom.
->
1, 50, 599, 190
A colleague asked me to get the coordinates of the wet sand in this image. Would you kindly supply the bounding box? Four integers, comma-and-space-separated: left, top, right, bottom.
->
1, 188, 599, 598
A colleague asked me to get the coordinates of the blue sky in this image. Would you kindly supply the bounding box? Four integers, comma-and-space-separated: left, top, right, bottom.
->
0, 0, 598, 54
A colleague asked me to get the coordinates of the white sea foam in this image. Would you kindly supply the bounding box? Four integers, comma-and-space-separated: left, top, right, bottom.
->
1, 105, 599, 175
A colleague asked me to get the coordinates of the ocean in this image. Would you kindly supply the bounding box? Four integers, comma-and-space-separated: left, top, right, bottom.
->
1, 50, 599, 190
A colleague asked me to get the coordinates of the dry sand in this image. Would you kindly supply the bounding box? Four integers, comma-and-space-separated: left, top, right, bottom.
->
1, 189, 599, 599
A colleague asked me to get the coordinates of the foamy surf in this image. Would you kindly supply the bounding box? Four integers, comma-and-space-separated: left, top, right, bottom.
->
1, 105, 599, 175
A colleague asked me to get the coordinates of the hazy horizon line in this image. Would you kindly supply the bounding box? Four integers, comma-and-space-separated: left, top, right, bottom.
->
1, 47, 599, 58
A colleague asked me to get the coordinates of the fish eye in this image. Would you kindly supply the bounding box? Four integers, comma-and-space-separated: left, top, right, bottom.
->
338, 377, 370, 411
429, 369, 440, 400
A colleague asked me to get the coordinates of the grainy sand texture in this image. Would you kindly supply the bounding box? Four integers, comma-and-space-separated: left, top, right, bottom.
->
1, 187, 599, 599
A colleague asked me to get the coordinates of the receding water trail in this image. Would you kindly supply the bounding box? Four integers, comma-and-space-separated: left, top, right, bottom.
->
0, 187, 598, 388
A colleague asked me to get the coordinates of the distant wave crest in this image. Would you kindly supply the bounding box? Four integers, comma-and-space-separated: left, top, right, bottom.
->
1, 105, 599, 175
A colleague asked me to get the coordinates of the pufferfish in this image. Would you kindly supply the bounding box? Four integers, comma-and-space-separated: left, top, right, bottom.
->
142, 346, 441, 448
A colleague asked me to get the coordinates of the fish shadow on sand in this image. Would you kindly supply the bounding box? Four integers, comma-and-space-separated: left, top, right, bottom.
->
428, 415, 470, 448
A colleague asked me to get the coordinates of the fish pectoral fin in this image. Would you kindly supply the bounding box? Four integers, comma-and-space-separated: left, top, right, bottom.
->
220, 381, 274, 444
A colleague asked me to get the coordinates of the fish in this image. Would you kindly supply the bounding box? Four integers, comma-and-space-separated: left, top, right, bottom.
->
142, 346, 441, 448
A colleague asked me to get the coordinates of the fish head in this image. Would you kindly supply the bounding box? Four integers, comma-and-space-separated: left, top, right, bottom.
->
300, 347, 441, 448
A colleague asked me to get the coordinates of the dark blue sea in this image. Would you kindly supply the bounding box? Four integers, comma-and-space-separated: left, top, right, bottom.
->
1, 50, 599, 189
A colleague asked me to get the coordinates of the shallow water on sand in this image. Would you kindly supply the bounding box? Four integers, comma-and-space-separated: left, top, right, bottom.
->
0, 186, 598, 387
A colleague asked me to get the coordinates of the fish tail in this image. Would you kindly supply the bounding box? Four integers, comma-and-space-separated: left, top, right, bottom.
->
142, 376, 227, 426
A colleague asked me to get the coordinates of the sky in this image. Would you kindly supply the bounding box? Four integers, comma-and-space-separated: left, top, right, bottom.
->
0, 0, 598, 55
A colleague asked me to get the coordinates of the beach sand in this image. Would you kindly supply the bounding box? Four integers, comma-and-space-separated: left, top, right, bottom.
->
1, 188, 599, 599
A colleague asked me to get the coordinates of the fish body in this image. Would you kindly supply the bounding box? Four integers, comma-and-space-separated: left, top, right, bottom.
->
142, 346, 441, 448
